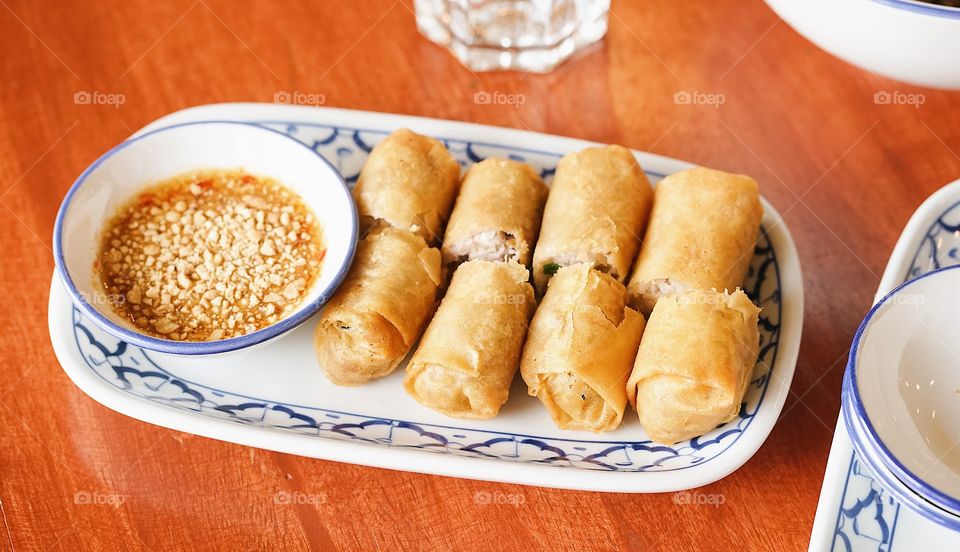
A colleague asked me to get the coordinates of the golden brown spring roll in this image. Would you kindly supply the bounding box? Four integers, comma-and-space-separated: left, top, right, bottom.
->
353, 128, 461, 243
520, 263, 646, 432
627, 289, 760, 444
441, 158, 548, 271
627, 167, 763, 315
404, 260, 535, 419
531, 145, 653, 295
315, 227, 442, 386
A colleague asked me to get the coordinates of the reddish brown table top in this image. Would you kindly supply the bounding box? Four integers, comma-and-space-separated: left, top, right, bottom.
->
2, 1, 958, 550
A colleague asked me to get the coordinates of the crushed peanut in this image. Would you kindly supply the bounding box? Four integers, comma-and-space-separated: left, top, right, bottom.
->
95, 170, 325, 341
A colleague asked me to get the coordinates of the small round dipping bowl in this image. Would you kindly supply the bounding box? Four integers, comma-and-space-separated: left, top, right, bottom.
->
844, 264, 960, 525
53, 121, 357, 356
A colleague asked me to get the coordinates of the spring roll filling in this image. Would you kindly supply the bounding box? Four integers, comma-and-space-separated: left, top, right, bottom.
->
540, 253, 617, 280
444, 230, 520, 267
630, 277, 689, 313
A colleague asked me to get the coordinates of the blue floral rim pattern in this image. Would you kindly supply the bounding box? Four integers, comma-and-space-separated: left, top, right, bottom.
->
67, 120, 783, 473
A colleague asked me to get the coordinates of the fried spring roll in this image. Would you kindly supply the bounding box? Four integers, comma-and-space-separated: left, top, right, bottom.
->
441, 158, 548, 271
520, 263, 646, 432
531, 145, 653, 295
404, 260, 535, 419
627, 289, 760, 444
353, 129, 461, 243
627, 167, 763, 315
315, 227, 442, 386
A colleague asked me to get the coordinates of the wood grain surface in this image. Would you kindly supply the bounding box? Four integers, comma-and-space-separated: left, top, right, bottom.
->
2, 0, 958, 550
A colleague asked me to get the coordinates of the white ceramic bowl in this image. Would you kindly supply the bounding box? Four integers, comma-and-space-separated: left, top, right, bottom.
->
53, 121, 357, 356
842, 390, 960, 530
766, 0, 960, 89
844, 265, 960, 525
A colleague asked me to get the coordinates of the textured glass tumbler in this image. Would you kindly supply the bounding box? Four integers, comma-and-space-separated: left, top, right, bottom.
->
415, 0, 610, 73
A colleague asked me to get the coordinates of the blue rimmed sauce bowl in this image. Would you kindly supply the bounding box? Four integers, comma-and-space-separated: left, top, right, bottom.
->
53, 121, 357, 356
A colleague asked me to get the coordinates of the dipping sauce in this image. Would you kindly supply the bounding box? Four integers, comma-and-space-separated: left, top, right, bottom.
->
95, 170, 325, 341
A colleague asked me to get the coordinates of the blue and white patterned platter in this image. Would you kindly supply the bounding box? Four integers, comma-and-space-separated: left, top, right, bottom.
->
48, 104, 803, 492
809, 179, 960, 550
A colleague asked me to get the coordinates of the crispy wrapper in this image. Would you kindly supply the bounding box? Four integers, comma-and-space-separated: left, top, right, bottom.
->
627, 289, 760, 445
404, 260, 535, 419
315, 227, 442, 386
353, 128, 461, 243
627, 167, 763, 315
441, 158, 548, 270
531, 145, 653, 295
520, 263, 646, 432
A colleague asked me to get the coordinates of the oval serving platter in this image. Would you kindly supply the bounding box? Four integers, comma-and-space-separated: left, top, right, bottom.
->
48, 103, 803, 493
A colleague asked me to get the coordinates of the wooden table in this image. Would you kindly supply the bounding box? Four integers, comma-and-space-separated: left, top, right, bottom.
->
2, 0, 957, 550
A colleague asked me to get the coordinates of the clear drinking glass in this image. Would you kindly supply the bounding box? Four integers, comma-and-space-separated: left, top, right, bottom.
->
415, 0, 610, 73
